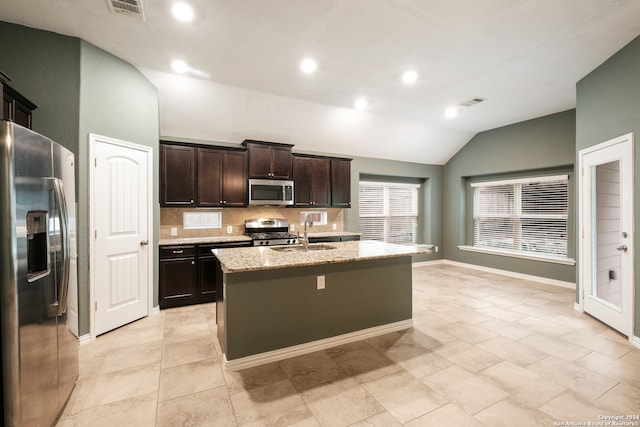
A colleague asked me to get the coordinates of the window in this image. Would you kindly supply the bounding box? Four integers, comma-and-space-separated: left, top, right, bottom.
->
471, 175, 568, 258
299, 211, 327, 226
359, 181, 419, 244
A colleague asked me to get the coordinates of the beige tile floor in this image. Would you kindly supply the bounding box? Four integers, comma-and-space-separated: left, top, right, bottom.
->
56, 263, 640, 426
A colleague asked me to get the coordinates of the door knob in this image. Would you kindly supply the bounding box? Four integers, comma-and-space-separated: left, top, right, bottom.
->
140, 240, 149, 246
616, 245, 628, 252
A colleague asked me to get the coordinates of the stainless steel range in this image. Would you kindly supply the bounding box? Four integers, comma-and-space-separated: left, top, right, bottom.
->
244, 218, 300, 246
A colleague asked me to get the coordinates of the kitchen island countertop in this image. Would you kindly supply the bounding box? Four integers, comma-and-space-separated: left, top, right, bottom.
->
213, 240, 433, 273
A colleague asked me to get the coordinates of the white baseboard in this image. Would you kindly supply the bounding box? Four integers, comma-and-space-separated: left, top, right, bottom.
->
574, 303, 583, 312
416, 259, 576, 289
632, 336, 640, 349
224, 319, 413, 371
78, 334, 92, 346
151, 305, 160, 315
412, 260, 443, 268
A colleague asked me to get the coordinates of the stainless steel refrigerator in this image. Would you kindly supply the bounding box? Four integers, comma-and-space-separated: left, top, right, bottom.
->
0, 120, 79, 426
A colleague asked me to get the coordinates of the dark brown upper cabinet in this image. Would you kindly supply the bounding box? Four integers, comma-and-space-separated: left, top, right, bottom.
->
1, 79, 37, 129
292, 155, 331, 207
161, 142, 247, 208
242, 140, 293, 180
160, 143, 196, 207
330, 158, 352, 208
197, 147, 247, 207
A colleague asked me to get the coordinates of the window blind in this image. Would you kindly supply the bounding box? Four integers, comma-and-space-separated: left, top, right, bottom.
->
472, 176, 568, 257
359, 181, 419, 244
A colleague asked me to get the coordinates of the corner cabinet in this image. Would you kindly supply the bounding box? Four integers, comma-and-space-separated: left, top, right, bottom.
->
161, 142, 247, 207
1, 79, 37, 130
242, 140, 293, 180
159, 241, 251, 309
292, 155, 331, 207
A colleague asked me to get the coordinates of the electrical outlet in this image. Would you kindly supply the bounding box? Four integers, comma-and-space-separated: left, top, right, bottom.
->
290, 224, 296, 232
226, 225, 233, 234
332, 223, 337, 231
317, 275, 325, 290
170, 227, 178, 236
435, 246, 439, 252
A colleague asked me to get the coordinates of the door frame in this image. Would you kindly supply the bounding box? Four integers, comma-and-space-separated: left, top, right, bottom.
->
578, 132, 635, 340
88, 133, 154, 339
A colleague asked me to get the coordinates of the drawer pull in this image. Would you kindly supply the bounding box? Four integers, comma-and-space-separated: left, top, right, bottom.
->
172, 250, 184, 254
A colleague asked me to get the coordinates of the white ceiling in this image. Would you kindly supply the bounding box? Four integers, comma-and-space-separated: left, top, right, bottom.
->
1, 0, 640, 163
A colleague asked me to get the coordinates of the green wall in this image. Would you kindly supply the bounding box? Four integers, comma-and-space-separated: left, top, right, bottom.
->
78, 41, 160, 335
442, 110, 577, 282
576, 34, 640, 337
0, 22, 81, 171
0, 22, 160, 336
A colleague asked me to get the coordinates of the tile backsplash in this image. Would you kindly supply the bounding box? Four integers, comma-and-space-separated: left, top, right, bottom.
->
160, 207, 344, 239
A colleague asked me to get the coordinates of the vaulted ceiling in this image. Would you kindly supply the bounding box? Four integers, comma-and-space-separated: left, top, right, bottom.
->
1, 0, 639, 163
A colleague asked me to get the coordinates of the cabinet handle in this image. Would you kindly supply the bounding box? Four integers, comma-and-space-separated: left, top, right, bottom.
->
191, 261, 195, 265
172, 250, 184, 254
190, 199, 194, 203
140, 240, 149, 246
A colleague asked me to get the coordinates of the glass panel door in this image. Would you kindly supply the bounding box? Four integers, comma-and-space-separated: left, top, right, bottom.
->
592, 161, 622, 308
579, 133, 634, 337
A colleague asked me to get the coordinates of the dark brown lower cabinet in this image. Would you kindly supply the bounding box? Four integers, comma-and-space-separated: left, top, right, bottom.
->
159, 246, 197, 308
309, 235, 360, 244
159, 241, 251, 309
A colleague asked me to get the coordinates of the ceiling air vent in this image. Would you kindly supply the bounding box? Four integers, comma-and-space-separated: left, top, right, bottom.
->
107, 0, 145, 21
460, 97, 486, 108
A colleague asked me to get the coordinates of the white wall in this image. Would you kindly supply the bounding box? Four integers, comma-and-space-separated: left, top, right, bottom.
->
141, 69, 473, 165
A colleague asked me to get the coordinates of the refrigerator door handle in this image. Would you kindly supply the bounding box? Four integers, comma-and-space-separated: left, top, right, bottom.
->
52, 178, 70, 317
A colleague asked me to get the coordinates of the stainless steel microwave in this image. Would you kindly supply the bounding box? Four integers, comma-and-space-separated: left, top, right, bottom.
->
248, 179, 294, 206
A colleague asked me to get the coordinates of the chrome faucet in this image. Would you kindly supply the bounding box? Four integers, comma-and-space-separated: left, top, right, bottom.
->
301, 215, 313, 251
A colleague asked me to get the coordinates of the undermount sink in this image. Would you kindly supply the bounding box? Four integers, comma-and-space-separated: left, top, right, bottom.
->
271, 244, 337, 252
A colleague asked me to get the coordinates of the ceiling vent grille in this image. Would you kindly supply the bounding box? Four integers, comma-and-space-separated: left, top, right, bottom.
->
460, 97, 486, 108
107, 0, 145, 21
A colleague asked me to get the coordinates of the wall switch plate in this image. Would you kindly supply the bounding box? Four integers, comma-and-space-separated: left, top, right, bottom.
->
317, 275, 325, 290
435, 246, 439, 252
332, 223, 337, 230
170, 227, 178, 236
226, 225, 233, 234
290, 224, 295, 231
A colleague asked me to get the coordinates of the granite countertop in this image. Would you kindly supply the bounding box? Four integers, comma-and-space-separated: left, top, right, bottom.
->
158, 235, 252, 246
213, 240, 433, 273
159, 231, 360, 246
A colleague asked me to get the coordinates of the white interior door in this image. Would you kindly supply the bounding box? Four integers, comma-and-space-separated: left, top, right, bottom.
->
579, 133, 634, 337
90, 134, 152, 336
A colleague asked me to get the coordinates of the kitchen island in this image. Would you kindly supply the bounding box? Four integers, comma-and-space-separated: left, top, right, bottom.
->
214, 240, 432, 370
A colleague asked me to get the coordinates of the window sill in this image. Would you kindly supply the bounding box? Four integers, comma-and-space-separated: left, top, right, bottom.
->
457, 245, 576, 266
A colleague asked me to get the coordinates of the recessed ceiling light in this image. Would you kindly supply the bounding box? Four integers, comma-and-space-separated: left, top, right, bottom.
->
170, 59, 210, 79
172, 2, 194, 22
300, 58, 317, 74
444, 106, 459, 118
402, 70, 418, 84
354, 98, 368, 110
171, 59, 190, 73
